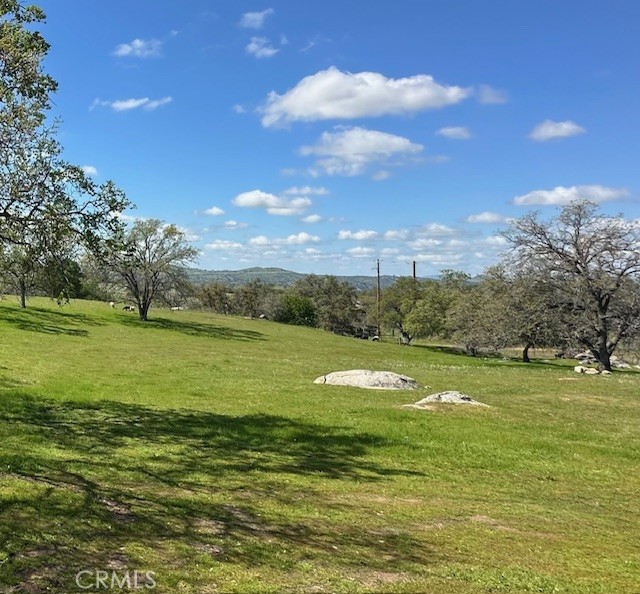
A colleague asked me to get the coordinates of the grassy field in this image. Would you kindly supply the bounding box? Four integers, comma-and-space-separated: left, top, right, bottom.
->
0, 297, 639, 593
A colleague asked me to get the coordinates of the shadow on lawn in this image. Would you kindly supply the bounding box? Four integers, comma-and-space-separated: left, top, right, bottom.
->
415, 343, 568, 369
0, 394, 431, 592
0, 306, 103, 337
118, 315, 265, 342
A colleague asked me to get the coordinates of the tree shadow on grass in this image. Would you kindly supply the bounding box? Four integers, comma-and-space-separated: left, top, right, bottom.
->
414, 344, 570, 370
118, 315, 265, 342
0, 394, 432, 592
0, 306, 104, 337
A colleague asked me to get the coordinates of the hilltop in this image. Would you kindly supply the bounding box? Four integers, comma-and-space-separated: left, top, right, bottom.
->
185, 266, 405, 290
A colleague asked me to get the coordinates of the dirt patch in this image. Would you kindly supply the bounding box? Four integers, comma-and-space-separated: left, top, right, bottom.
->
194, 518, 226, 535
194, 543, 225, 557
100, 497, 134, 523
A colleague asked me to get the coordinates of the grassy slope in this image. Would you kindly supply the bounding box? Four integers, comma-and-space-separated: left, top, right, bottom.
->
0, 298, 638, 593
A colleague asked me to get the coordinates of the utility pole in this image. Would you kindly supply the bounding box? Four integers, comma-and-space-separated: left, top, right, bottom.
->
376, 259, 381, 338
412, 260, 417, 283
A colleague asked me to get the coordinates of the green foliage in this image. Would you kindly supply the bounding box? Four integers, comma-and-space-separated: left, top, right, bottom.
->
42, 257, 85, 299
236, 278, 270, 318
273, 293, 317, 327
100, 219, 198, 320
382, 275, 468, 344
292, 274, 361, 333
0, 2, 130, 297
0, 0, 57, 109
197, 282, 235, 314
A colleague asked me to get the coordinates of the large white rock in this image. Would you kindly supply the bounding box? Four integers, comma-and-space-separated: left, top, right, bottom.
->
314, 370, 419, 390
404, 391, 488, 408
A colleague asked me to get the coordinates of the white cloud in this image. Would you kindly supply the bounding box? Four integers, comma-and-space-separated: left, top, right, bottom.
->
232, 189, 311, 216
204, 206, 225, 216
338, 229, 378, 240
111, 98, 150, 111
113, 212, 141, 224
301, 214, 322, 223
249, 232, 319, 246
347, 246, 375, 258
283, 232, 320, 245
529, 120, 586, 142
261, 66, 471, 127
477, 84, 508, 105
113, 38, 162, 58
283, 186, 329, 196
466, 211, 507, 224
223, 220, 248, 229
418, 223, 457, 236
383, 229, 409, 241
176, 226, 201, 242
239, 8, 274, 29
400, 253, 464, 265
92, 97, 172, 112
301, 126, 422, 176
482, 235, 508, 247
81, 165, 98, 177
146, 97, 173, 110
249, 235, 270, 246
436, 126, 471, 140
205, 240, 244, 251
513, 185, 628, 206
409, 238, 443, 250
246, 37, 279, 58
233, 104, 246, 114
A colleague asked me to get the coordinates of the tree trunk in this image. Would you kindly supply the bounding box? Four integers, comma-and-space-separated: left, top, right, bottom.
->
19, 280, 27, 308
399, 329, 412, 345
597, 337, 612, 371
138, 302, 149, 321
522, 341, 533, 363
596, 310, 612, 371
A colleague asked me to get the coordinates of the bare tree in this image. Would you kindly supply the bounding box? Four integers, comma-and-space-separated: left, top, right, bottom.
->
504, 200, 640, 371
105, 219, 198, 321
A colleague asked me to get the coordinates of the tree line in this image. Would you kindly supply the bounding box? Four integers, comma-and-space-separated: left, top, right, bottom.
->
196, 200, 640, 372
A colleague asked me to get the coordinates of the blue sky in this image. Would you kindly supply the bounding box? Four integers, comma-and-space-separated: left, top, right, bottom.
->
38, 0, 639, 276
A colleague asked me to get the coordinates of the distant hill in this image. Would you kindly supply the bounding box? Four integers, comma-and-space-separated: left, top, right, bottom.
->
185, 266, 403, 291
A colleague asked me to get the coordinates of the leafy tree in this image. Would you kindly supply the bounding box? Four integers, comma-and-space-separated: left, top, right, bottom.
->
404, 280, 454, 341
448, 266, 562, 360
381, 275, 467, 344
380, 277, 420, 344
197, 282, 235, 314
0, 3, 129, 289
292, 275, 360, 334
0, 240, 39, 307
102, 219, 198, 321
39, 256, 85, 301
0, 2, 56, 108
274, 293, 317, 327
504, 200, 640, 370
498, 265, 565, 362
449, 272, 512, 356
236, 279, 269, 318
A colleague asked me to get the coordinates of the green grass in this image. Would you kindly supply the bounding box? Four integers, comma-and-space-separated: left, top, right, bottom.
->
0, 297, 639, 593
